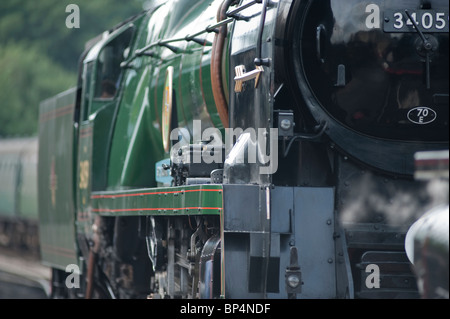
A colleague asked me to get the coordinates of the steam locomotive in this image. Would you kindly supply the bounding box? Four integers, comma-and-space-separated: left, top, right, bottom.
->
36, 0, 448, 299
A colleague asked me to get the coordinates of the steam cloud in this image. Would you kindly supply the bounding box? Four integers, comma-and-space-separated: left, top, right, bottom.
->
340, 173, 449, 226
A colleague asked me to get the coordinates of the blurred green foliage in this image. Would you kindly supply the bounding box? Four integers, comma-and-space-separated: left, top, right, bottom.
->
0, 0, 146, 136
0, 44, 75, 136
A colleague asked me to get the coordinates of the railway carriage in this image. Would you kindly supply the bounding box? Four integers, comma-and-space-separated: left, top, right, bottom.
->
0, 137, 39, 253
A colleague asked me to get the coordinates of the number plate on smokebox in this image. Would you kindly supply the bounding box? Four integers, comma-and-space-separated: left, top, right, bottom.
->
384, 10, 449, 33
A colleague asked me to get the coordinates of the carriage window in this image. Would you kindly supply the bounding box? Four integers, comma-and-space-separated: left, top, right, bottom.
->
94, 27, 134, 100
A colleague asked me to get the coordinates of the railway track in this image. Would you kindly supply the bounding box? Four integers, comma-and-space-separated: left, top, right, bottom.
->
0, 247, 51, 299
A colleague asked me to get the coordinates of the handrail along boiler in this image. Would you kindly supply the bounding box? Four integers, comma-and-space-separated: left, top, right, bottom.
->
37, 0, 449, 299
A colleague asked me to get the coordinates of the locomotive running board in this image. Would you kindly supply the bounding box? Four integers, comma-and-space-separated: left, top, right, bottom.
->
90, 185, 223, 217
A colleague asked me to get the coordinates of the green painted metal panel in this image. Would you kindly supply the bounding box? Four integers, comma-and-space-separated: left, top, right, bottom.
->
91, 185, 223, 217
106, 12, 166, 189
107, 0, 227, 189
89, 103, 116, 191
174, 0, 226, 133
107, 61, 165, 188
179, 43, 221, 135
38, 88, 79, 269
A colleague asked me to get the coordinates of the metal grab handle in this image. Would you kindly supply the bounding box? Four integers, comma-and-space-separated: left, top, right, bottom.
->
316, 24, 326, 64
234, 65, 264, 93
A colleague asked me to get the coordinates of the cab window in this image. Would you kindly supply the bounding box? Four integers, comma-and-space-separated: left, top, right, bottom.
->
94, 27, 134, 100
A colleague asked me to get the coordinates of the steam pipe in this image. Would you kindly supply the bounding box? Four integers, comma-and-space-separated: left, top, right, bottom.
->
211, 0, 236, 128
